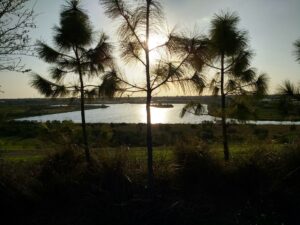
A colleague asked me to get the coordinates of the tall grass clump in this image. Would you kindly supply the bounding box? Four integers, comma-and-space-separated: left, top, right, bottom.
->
275, 143, 300, 196
36, 147, 137, 204
96, 149, 133, 202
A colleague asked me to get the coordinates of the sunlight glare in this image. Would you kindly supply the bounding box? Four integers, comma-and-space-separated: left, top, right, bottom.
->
140, 105, 167, 124
148, 34, 168, 62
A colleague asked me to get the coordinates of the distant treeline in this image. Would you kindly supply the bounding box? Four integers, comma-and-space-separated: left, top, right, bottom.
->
0, 95, 282, 106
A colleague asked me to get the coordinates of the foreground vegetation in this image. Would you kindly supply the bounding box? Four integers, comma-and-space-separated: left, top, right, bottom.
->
1, 121, 300, 160
0, 121, 299, 224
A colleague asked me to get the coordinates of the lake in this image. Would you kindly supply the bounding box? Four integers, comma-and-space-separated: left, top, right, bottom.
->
17, 104, 300, 125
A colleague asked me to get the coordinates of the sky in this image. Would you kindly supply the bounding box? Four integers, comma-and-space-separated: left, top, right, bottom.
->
0, 0, 299, 98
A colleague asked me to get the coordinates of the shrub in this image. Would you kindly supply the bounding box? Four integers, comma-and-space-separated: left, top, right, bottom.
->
200, 129, 214, 141
290, 124, 297, 131
99, 151, 133, 202
232, 145, 276, 196
36, 148, 87, 201
253, 128, 269, 140
174, 142, 222, 195
278, 144, 300, 191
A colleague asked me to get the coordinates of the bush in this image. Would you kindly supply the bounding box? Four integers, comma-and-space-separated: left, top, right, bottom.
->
0, 121, 46, 138
36, 148, 88, 202
253, 128, 269, 140
174, 142, 222, 195
232, 146, 275, 196
278, 144, 300, 191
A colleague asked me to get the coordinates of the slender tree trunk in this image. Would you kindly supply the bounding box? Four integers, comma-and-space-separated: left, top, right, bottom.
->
75, 47, 91, 163
145, 0, 154, 190
79, 75, 91, 163
220, 52, 229, 161
146, 90, 154, 189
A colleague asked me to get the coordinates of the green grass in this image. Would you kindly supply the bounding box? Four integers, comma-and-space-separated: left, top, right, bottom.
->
0, 137, 44, 150
0, 142, 287, 164
0, 121, 299, 163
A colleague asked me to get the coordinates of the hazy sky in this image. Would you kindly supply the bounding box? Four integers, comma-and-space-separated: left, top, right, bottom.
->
0, 0, 299, 98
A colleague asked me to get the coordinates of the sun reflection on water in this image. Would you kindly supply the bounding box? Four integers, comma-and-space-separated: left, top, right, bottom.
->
140, 106, 167, 124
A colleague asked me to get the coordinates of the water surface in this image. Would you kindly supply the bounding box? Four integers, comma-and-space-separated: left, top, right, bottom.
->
17, 104, 300, 125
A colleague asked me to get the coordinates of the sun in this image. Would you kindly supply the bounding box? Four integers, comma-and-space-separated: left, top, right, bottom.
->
148, 34, 167, 49
148, 34, 168, 61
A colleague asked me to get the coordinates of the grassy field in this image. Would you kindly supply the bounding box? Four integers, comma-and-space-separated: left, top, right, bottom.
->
0, 121, 298, 162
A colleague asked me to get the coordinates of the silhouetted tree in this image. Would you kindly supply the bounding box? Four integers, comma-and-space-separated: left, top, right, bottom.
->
275, 38, 300, 117
181, 12, 268, 160
205, 12, 268, 160
277, 80, 300, 119
0, 0, 35, 72
31, 0, 119, 163
277, 40, 300, 102
100, 0, 204, 189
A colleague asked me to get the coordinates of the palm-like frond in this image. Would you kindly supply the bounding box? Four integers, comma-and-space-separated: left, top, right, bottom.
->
180, 102, 206, 118
120, 40, 144, 64
36, 41, 63, 63
149, 0, 163, 19
49, 67, 68, 82
209, 75, 219, 89
294, 39, 300, 63
88, 33, 113, 65
30, 74, 70, 97
254, 73, 269, 96
100, 0, 128, 19
166, 34, 210, 74
191, 72, 206, 94
226, 79, 237, 93
57, 58, 78, 71
239, 68, 256, 83
98, 70, 123, 98
278, 80, 300, 97
230, 50, 253, 77
81, 33, 114, 76
212, 86, 220, 96
85, 88, 98, 100
152, 61, 184, 83
189, 39, 210, 72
